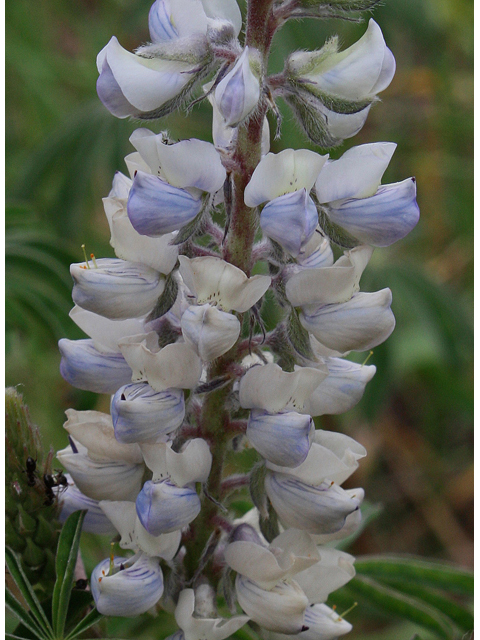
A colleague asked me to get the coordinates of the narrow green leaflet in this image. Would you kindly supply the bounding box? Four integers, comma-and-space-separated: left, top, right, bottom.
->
64, 607, 103, 640
5, 547, 53, 638
5, 589, 49, 640
380, 578, 474, 632
355, 555, 474, 596
51, 510, 87, 638
345, 575, 457, 639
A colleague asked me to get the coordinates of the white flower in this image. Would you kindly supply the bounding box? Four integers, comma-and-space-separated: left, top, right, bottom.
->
304, 358, 376, 416
235, 575, 308, 633
181, 304, 241, 361
111, 382, 185, 444
239, 363, 328, 413
225, 528, 320, 590
56, 441, 144, 502
215, 47, 261, 126
136, 479, 201, 534
140, 438, 212, 486
175, 589, 249, 640
265, 472, 361, 535
91, 554, 164, 616
71, 258, 165, 320
100, 500, 182, 559
266, 430, 366, 487
268, 603, 353, 640
300, 289, 396, 354
294, 547, 356, 604
285, 245, 373, 308
55, 474, 116, 535
129, 129, 226, 193
247, 410, 314, 467
96, 35, 209, 119
178, 256, 271, 313
103, 173, 179, 274
63, 409, 143, 464
315, 142, 397, 202
118, 333, 203, 390
244, 149, 327, 208
286, 20, 395, 102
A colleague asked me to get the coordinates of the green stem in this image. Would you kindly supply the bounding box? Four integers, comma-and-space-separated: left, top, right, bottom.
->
183, 0, 278, 584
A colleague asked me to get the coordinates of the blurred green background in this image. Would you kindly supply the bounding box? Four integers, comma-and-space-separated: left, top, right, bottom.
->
6, 0, 473, 637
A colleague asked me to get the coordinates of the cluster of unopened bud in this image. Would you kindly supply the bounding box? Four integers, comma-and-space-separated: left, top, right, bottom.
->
55, 0, 419, 638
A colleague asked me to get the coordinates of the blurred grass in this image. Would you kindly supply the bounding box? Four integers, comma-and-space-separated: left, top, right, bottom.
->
6, 0, 473, 637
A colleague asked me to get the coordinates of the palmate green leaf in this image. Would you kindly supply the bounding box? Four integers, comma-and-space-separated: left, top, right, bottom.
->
380, 578, 474, 632
5, 588, 50, 640
64, 607, 103, 640
354, 555, 474, 596
344, 575, 457, 639
5, 548, 54, 639
52, 510, 87, 638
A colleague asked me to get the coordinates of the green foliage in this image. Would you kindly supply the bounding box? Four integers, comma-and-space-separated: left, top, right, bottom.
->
6, 511, 104, 640
329, 556, 473, 639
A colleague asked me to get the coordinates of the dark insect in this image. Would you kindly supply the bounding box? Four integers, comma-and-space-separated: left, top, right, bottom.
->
24, 456, 37, 487
53, 470, 68, 488
43, 474, 56, 506
74, 579, 88, 590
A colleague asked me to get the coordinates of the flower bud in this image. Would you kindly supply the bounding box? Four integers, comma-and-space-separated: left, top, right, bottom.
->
111, 382, 185, 443
265, 472, 360, 535
175, 588, 249, 640
215, 47, 261, 126
299, 289, 396, 353
71, 258, 165, 320
235, 575, 308, 634
96, 35, 211, 120
127, 171, 203, 237
181, 304, 241, 361
247, 410, 314, 467
260, 189, 319, 258
56, 443, 144, 502
136, 479, 201, 534
58, 339, 132, 394
91, 554, 164, 616
286, 20, 395, 102
55, 475, 117, 535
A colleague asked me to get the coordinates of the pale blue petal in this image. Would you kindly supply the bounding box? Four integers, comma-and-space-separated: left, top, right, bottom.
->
247, 410, 314, 467
59, 338, 132, 394
128, 171, 202, 236
111, 382, 185, 444
265, 472, 360, 534
328, 178, 419, 246
136, 480, 201, 535
91, 555, 164, 616
56, 476, 117, 534
260, 190, 318, 257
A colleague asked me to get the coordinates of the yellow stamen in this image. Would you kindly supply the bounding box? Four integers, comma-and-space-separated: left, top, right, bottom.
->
90, 253, 98, 268
362, 350, 374, 366
81, 244, 90, 269
338, 602, 358, 620
109, 542, 115, 575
